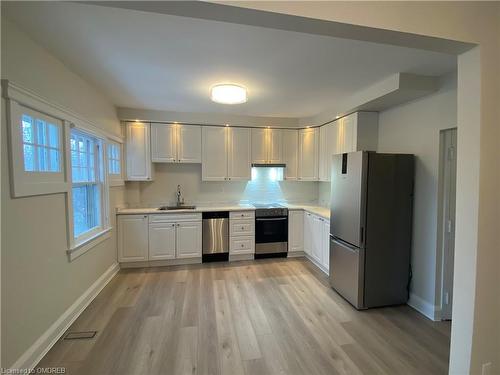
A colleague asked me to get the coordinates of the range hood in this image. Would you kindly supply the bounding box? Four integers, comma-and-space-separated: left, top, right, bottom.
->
251, 163, 286, 168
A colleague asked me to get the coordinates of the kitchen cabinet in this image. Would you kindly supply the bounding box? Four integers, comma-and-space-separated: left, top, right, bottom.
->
202, 126, 251, 181
337, 112, 378, 154
298, 128, 319, 181
227, 127, 252, 180
125, 122, 152, 181
303, 211, 330, 275
251, 128, 283, 164
151, 123, 201, 163
149, 222, 176, 260
202, 127, 227, 181
318, 122, 339, 181
288, 210, 304, 255
318, 112, 378, 181
282, 129, 298, 180
176, 221, 203, 258
230, 210, 255, 256
304, 212, 314, 257
118, 214, 149, 262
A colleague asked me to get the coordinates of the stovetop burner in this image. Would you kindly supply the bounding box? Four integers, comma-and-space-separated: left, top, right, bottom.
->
252, 203, 288, 217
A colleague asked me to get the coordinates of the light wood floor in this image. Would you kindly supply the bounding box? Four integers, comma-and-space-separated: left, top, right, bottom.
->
38, 258, 451, 375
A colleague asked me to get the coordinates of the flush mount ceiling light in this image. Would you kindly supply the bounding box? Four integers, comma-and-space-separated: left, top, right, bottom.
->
210, 84, 247, 104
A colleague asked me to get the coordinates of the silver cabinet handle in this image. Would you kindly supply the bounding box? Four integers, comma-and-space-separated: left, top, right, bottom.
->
171, 224, 175, 227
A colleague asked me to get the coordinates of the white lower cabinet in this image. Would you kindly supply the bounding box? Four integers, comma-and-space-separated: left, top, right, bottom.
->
230, 211, 255, 256
176, 221, 202, 258
118, 213, 202, 263
149, 222, 176, 260
118, 215, 149, 262
303, 211, 330, 274
288, 210, 304, 254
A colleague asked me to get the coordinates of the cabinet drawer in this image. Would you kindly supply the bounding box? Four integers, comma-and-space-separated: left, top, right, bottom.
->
230, 219, 254, 236
149, 213, 202, 223
230, 236, 255, 254
230, 211, 255, 220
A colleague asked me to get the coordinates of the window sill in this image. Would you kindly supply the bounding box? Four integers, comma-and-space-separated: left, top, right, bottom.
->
67, 227, 113, 262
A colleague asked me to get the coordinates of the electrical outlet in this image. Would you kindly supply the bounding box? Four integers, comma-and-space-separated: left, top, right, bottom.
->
481, 362, 492, 375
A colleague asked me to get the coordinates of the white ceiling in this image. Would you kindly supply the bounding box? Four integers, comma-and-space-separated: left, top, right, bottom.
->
3, 2, 456, 118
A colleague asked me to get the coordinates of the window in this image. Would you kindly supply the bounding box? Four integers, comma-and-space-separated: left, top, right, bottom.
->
22, 114, 61, 172
108, 142, 121, 175
7, 101, 66, 197
70, 130, 106, 240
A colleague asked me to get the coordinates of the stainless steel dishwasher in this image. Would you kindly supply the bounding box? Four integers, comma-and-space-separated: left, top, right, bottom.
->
202, 211, 229, 262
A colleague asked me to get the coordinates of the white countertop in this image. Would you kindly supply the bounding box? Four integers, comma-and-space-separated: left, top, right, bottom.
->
117, 203, 330, 220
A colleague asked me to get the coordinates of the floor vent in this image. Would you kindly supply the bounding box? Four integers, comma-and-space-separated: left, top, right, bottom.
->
63, 331, 97, 340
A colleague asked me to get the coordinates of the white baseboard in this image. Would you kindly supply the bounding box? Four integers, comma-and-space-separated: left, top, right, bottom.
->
229, 254, 254, 262
287, 251, 305, 258
408, 292, 440, 321
10, 262, 120, 371
304, 254, 329, 276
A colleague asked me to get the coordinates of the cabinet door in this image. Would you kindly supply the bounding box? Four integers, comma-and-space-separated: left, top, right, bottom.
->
149, 222, 176, 260
227, 127, 251, 180
341, 114, 357, 153
176, 221, 202, 258
322, 220, 331, 273
304, 212, 313, 256
202, 127, 227, 181
268, 129, 283, 163
118, 215, 148, 262
288, 210, 304, 253
311, 216, 323, 264
125, 122, 152, 180
282, 129, 298, 180
298, 128, 319, 181
151, 123, 177, 163
319, 125, 329, 181
178, 125, 202, 163
251, 128, 268, 164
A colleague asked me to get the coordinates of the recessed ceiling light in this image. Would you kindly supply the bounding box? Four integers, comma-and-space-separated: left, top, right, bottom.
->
211, 84, 247, 105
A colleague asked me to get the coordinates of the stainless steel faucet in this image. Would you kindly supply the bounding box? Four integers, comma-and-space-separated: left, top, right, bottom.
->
176, 185, 183, 206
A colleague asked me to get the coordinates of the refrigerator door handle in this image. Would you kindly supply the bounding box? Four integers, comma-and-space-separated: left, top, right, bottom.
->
330, 235, 359, 253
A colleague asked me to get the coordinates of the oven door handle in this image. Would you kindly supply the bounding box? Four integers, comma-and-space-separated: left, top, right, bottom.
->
256, 217, 287, 221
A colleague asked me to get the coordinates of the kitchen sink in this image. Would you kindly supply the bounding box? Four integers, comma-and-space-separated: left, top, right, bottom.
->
158, 205, 196, 210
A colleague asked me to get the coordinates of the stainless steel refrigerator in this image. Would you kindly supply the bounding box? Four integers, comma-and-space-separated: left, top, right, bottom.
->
329, 151, 414, 309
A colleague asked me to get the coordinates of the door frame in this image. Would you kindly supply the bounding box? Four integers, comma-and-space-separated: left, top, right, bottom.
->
436, 127, 457, 320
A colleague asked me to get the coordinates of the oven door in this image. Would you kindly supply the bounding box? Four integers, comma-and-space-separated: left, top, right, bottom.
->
255, 217, 288, 244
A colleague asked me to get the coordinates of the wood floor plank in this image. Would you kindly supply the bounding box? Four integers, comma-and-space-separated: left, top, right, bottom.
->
37, 258, 451, 375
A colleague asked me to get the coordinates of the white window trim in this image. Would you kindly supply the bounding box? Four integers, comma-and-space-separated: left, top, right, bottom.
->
66, 126, 111, 260
106, 140, 124, 186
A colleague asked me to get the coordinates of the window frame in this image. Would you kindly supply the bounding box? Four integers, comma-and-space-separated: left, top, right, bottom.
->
66, 127, 110, 258
106, 140, 124, 186
7, 101, 68, 197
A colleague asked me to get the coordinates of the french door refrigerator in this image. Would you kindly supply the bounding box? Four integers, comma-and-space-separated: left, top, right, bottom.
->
329, 151, 414, 309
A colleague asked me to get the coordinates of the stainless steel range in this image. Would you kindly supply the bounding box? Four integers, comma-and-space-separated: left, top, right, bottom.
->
253, 203, 288, 258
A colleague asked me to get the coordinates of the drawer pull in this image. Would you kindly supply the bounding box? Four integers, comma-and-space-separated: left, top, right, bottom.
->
241, 226, 245, 230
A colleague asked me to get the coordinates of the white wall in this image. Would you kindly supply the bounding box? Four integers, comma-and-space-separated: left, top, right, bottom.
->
1, 17, 124, 368
125, 163, 319, 207
377, 72, 457, 318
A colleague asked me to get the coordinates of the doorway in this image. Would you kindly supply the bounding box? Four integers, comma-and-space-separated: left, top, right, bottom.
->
437, 128, 457, 320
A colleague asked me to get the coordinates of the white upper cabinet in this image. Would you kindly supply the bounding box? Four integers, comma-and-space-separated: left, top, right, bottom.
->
318, 112, 378, 181
282, 129, 298, 180
319, 122, 339, 182
202, 126, 251, 181
251, 129, 268, 164
251, 128, 282, 164
227, 127, 251, 180
151, 123, 201, 163
202, 126, 227, 181
125, 122, 152, 181
151, 123, 176, 162
177, 125, 202, 163
298, 128, 319, 181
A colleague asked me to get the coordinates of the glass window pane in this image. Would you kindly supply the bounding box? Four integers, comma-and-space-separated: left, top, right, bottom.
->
22, 115, 33, 143
36, 119, 47, 146
49, 149, 59, 172
37, 146, 48, 171
73, 186, 88, 236
48, 124, 59, 148
23, 144, 35, 171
